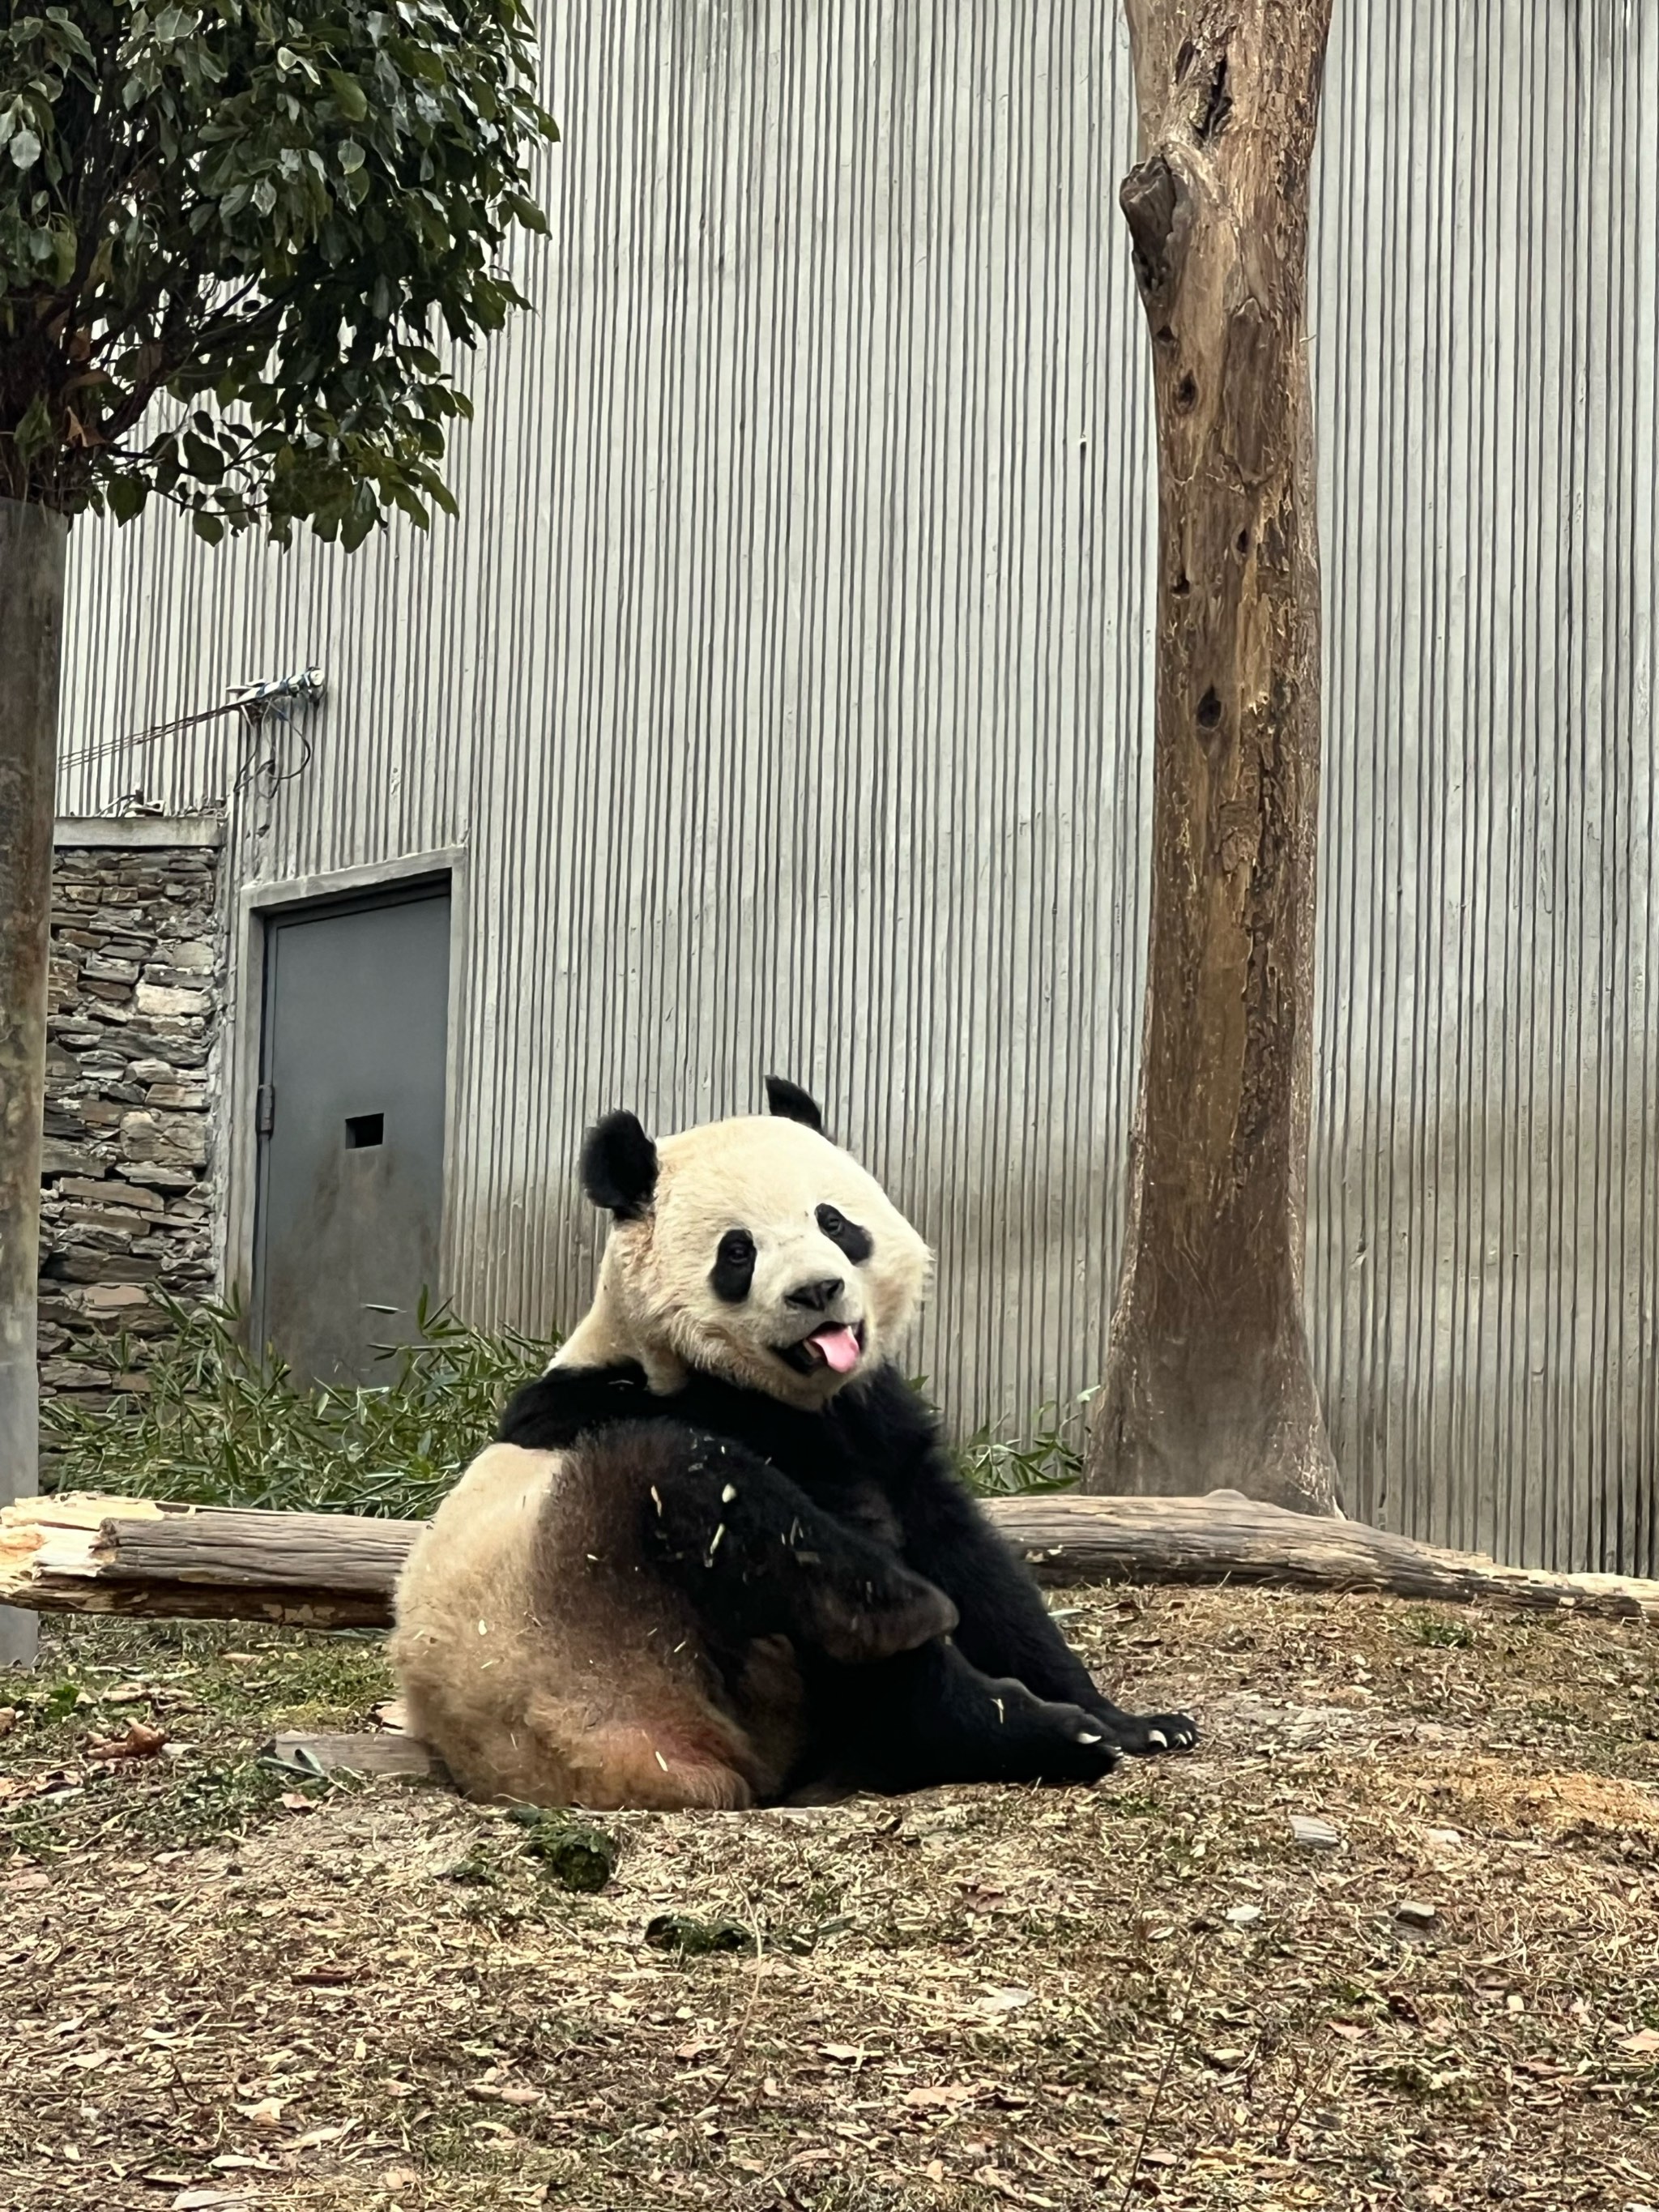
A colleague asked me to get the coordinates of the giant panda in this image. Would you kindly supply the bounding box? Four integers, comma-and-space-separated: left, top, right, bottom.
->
389, 1079, 1196, 1811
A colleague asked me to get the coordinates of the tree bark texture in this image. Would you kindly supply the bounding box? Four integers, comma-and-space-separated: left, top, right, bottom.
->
1085, 1, 1339, 1513
0, 1495, 420, 1629
0, 496, 68, 1668
6, 1491, 1658, 1627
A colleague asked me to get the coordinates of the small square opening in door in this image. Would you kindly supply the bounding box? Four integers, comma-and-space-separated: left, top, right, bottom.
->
345, 1112, 385, 1149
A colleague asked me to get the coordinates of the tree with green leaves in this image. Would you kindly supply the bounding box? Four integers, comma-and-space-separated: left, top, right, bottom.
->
0, 0, 557, 1663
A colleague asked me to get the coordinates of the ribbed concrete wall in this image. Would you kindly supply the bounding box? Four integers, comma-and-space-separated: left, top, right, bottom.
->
56, 2, 1659, 1573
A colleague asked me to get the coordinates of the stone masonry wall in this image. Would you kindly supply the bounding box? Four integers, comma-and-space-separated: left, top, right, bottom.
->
39, 831, 225, 1410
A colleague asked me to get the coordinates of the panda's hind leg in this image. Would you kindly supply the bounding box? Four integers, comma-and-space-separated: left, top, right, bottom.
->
800, 1638, 1121, 1795
528, 1698, 757, 1813
605, 1420, 957, 1663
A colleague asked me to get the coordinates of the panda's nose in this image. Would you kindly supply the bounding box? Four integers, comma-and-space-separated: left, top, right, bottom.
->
786, 1275, 844, 1313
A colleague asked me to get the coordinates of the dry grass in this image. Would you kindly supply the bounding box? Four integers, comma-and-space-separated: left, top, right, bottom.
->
2, 1586, 1657, 2211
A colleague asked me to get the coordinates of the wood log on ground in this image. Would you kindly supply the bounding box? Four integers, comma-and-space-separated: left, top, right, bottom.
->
3, 1488, 1657, 1628
263, 1728, 437, 1781
0, 1492, 420, 1629
994, 1492, 1659, 1620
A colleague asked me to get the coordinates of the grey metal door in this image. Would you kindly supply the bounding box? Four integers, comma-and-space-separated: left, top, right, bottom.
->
251, 882, 451, 1386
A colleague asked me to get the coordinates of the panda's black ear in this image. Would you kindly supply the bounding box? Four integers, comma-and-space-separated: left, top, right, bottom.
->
581, 1110, 659, 1219
765, 1074, 826, 1135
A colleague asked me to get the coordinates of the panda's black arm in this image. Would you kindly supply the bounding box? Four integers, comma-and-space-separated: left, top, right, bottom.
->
629, 1422, 957, 1664
497, 1361, 659, 1449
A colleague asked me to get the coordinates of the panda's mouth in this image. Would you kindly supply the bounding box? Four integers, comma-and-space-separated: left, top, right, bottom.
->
774, 1321, 866, 1377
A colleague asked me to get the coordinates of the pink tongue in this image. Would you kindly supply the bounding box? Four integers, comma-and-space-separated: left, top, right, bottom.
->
812, 1324, 862, 1375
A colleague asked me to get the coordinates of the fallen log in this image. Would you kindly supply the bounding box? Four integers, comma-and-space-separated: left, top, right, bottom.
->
994, 1492, 1659, 1620
3, 1488, 1657, 1628
263, 1728, 437, 1782
0, 1493, 419, 1629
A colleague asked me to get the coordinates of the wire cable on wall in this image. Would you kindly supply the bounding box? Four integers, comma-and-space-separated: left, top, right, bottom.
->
57, 666, 327, 777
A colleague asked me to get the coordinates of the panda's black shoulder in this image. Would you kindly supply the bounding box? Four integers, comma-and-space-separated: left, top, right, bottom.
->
826, 1364, 943, 1480
497, 1361, 659, 1450
497, 1356, 942, 1493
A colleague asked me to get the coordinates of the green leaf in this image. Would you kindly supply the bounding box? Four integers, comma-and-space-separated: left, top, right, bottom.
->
505, 191, 546, 234
12, 394, 54, 467
190, 510, 225, 544
106, 475, 148, 523
338, 139, 365, 173
49, 217, 77, 284
327, 70, 369, 121
11, 126, 42, 169
182, 432, 224, 480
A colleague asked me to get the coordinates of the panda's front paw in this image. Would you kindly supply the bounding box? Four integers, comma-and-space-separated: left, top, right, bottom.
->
812, 1571, 959, 1664
1099, 1709, 1200, 1756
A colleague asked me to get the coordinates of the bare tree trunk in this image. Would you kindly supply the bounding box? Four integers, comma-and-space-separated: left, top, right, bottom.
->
1084, 1, 1339, 1514
0, 497, 68, 1667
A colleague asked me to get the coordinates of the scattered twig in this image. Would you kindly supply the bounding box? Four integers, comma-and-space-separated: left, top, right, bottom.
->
713, 1898, 768, 2102
1273, 2033, 1341, 2156
1116, 1948, 1202, 2206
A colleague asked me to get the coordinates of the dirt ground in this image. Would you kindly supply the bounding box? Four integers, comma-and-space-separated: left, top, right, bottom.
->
2, 1585, 1657, 2212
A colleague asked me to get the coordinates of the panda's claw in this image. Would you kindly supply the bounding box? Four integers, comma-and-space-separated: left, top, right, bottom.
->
1100, 1710, 1200, 1757
961, 1684, 1121, 1784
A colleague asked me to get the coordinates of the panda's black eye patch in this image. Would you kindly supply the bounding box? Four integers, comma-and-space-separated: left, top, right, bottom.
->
711, 1228, 757, 1303
816, 1204, 872, 1264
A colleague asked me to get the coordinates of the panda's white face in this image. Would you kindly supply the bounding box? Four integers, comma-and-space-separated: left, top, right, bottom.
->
561, 1109, 932, 1409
